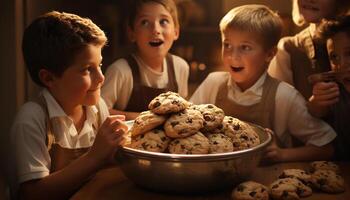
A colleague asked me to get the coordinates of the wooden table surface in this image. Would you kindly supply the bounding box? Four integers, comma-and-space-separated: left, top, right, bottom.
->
71, 162, 350, 200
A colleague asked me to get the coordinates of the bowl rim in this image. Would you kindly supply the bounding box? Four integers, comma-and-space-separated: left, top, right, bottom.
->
119, 120, 272, 162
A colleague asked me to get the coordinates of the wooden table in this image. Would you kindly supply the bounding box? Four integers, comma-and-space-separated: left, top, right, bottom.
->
71, 162, 350, 200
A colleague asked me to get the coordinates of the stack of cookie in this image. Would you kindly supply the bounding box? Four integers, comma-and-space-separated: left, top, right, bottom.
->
231, 161, 345, 200
128, 91, 261, 154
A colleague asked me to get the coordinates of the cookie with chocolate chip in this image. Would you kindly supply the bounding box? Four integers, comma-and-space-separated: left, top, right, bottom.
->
270, 178, 312, 200
279, 169, 312, 185
310, 170, 345, 193
222, 116, 260, 151
130, 129, 171, 153
232, 181, 269, 200
190, 104, 225, 132
208, 133, 233, 153
129, 110, 167, 137
168, 132, 209, 154
310, 161, 340, 173
148, 91, 190, 114
164, 108, 204, 138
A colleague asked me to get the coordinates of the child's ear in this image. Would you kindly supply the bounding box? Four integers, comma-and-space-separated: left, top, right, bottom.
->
173, 26, 180, 41
39, 69, 55, 88
265, 46, 277, 63
127, 26, 136, 43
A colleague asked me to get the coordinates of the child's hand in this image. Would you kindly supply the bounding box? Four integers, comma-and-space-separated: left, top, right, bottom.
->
88, 115, 128, 165
310, 81, 339, 107
262, 129, 285, 164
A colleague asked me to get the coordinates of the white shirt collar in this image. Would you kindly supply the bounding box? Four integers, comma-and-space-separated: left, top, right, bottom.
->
227, 72, 267, 106
42, 89, 99, 137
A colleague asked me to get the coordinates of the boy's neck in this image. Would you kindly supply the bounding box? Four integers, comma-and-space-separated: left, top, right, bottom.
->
136, 52, 164, 72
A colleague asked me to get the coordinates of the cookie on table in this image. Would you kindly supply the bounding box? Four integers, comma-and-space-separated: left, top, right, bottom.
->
148, 91, 190, 114
270, 178, 312, 200
222, 116, 260, 151
279, 169, 312, 185
310, 161, 340, 173
130, 129, 171, 153
310, 170, 345, 193
168, 132, 209, 154
208, 133, 233, 153
129, 110, 167, 137
232, 181, 269, 200
164, 109, 204, 138
190, 104, 225, 132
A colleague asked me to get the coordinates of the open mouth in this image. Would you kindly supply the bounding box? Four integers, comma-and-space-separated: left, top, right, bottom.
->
149, 40, 164, 47
230, 66, 244, 72
302, 4, 319, 11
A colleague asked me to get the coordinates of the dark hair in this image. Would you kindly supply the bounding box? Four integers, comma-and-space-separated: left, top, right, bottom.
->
127, 0, 179, 30
317, 15, 350, 40
220, 4, 282, 50
22, 11, 107, 87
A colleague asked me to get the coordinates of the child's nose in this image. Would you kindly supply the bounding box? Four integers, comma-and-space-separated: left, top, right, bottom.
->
151, 22, 161, 35
95, 68, 105, 84
229, 49, 241, 60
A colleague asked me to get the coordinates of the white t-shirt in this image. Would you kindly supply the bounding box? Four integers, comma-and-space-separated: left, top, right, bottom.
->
190, 71, 336, 147
11, 89, 109, 183
101, 54, 190, 110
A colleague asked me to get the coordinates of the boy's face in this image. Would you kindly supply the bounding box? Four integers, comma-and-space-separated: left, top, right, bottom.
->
48, 44, 105, 109
221, 28, 275, 91
298, 0, 336, 23
327, 32, 350, 92
129, 2, 179, 60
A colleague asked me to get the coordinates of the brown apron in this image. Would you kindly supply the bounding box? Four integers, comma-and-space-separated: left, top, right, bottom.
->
215, 75, 279, 130
34, 95, 101, 172
122, 54, 178, 112
283, 27, 331, 100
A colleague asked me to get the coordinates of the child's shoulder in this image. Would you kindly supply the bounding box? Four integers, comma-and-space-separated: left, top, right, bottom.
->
105, 57, 132, 75
12, 101, 46, 135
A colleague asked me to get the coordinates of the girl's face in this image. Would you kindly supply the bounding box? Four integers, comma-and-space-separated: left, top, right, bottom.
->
298, 0, 336, 23
129, 2, 179, 60
48, 44, 105, 110
327, 32, 350, 92
221, 28, 276, 91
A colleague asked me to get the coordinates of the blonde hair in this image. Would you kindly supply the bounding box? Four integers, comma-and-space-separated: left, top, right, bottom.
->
220, 4, 282, 49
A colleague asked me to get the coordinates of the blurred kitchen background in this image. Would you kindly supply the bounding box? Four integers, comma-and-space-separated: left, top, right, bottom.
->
0, 0, 298, 198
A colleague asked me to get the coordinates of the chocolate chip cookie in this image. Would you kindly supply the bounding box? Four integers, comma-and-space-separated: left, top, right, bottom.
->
310, 170, 345, 193
279, 169, 312, 185
270, 178, 312, 200
164, 108, 204, 138
148, 91, 190, 114
310, 161, 340, 173
129, 110, 167, 136
208, 133, 233, 153
190, 104, 225, 132
130, 129, 171, 153
168, 132, 209, 154
222, 116, 260, 151
232, 181, 269, 200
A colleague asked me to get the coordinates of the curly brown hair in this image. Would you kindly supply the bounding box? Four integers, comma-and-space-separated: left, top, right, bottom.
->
317, 15, 350, 40
22, 11, 107, 87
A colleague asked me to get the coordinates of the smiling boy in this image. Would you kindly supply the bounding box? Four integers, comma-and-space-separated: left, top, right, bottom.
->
190, 4, 336, 163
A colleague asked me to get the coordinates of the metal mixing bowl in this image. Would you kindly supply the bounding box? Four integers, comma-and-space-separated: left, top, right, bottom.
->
115, 122, 271, 193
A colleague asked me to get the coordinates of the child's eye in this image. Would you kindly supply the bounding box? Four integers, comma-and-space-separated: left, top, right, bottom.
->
160, 19, 169, 26
140, 19, 149, 27
241, 45, 252, 51
223, 43, 232, 50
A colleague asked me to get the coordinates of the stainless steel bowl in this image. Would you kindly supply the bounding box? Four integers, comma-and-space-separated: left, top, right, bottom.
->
115, 122, 271, 193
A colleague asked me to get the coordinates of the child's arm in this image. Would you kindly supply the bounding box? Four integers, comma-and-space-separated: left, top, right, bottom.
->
264, 141, 334, 163
307, 81, 339, 117
109, 108, 140, 120
19, 116, 128, 200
